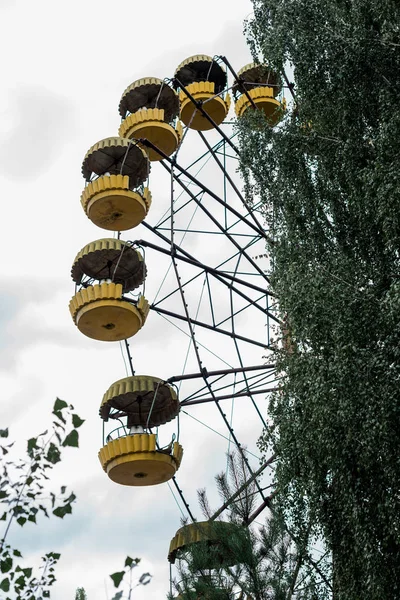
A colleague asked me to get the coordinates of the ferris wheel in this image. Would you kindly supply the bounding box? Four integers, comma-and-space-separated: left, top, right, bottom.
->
69, 54, 286, 597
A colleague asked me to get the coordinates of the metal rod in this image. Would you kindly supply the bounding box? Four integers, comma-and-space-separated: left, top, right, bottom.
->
153, 425, 195, 522
198, 130, 269, 239
219, 55, 258, 108
174, 133, 228, 175
181, 387, 279, 407
171, 476, 196, 522
165, 213, 269, 503
234, 338, 268, 429
139, 140, 270, 244
246, 493, 276, 525
158, 161, 271, 283
124, 339, 135, 376
210, 454, 276, 521
228, 250, 269, 430
167, 363, 275, 384
188, 371, 277, 400
180, 369, 278, 403
135, 237, 276, 298
165, 153, 270, 244
148, 251, 270, 326
143, 304, 268, 349
157, 216, 268, 503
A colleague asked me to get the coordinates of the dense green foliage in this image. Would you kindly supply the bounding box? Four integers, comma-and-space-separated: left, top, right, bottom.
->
239, 1, 400, 598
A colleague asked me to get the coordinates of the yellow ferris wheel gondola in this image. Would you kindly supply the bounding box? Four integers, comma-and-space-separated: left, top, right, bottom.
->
69, 238, 149, 341
99, 375, 182, 486
168, 521, 244, 569
118, 77, 182, 161
100, 375, 179, 428
80, 137, 151, 231
174, 55, 231, 131
233, 63, 285, 126
99, 432, 183, 486
71, 238, 146, 293
69, 282, 149, 342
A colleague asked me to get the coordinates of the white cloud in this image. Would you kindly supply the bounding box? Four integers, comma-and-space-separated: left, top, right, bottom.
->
0, 85, 77, 181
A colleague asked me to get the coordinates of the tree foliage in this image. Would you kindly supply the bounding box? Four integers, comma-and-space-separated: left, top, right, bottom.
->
0, 399, 84, 598
109, 556, 151, 600
74, 557, 151, 600
171, 452, 329, 599
1, 401, 151, 599
239, 1, 400, 598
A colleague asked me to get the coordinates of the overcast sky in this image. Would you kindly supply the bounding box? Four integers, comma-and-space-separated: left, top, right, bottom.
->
0, 1, 280, 598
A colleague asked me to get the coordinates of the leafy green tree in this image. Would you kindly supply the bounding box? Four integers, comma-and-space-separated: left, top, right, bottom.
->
0, 399, 84, 598
238, 1, 400, 598
109, 556, 151, 599
74, 557, 151, 600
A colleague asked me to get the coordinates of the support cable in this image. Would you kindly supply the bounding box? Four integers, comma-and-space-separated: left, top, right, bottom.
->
180, 387, 280, 407
159, 160, 271, 282
167, 156, 268, 502
141, 305, 267, 349
198, 130, 268, 238
140, 139, 270, 244
178, 368, 279, 403
170, 476, 196, 523
170, 264, 267, 500
166, 154, 271, 245
167, 481, 187, 520
136, 235, 276, 299
151, 269, 271, 328
136, 238, 276, 317
181, 410, 260, 462
167, 364, 275, 383
229, 253, 269, 429
177, 277, 207, 394
156, 310, 235, 369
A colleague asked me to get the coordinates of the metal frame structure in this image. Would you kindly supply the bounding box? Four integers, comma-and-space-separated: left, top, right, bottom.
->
95, 54, 331, 599
114, 60, 284, 523
68, 51, 332, 598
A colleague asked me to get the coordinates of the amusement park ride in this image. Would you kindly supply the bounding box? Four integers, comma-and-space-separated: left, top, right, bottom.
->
69, 55, 286, 598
